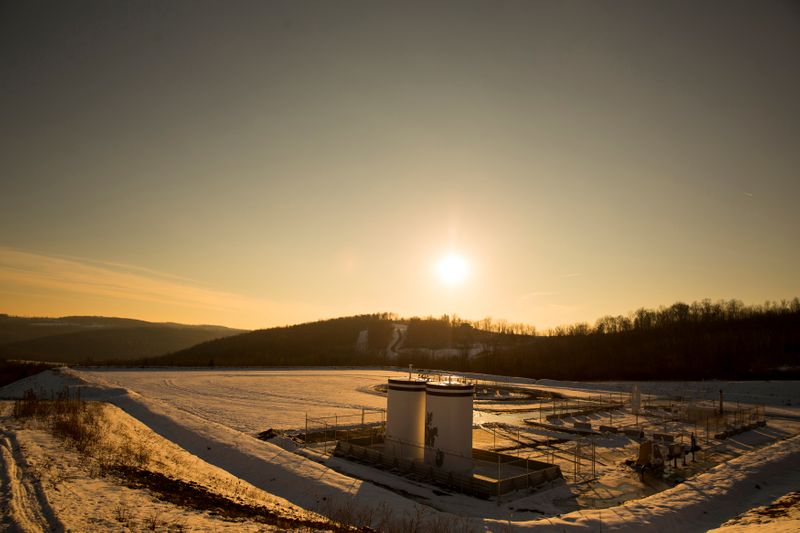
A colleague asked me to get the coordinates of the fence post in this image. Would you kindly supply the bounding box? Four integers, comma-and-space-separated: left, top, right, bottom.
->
497, 453, 501, 505
526, 452, 529, 491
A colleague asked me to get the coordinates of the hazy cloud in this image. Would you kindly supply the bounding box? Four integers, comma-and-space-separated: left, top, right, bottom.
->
0, 247, 266, 314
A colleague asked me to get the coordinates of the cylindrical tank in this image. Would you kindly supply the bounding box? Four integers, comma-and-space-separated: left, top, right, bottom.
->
385, 378, 426, 462
424, 381, 474, 472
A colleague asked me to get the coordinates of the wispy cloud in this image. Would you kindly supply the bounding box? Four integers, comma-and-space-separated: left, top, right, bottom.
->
518, 291, 557, 302
0, 247, 265, 315
563, 272, 582, 278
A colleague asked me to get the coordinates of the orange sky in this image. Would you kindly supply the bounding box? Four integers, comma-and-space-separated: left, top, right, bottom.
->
2, 2, 799, 330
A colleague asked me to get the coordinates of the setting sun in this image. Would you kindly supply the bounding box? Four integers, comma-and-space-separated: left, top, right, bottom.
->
435, 254, 468, 286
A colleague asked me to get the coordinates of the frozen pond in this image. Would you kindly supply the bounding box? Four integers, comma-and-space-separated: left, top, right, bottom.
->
82, 368, 800, 438
82, 368, 408, 433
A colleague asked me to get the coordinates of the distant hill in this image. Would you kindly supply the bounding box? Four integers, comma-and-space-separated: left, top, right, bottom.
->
0, 315, 157, 345
150, 314, 395, 366
148, 300, 800, 380
395, 300, 800, 381
483, 312, 800, 381
5, 298, 798, 379
0, 314, 244, 363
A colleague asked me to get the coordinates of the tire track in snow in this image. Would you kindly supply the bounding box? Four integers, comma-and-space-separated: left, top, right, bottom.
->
0, 431, 63, 532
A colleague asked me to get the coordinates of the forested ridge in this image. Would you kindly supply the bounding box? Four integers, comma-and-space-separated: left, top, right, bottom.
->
150, 314, 395, 367
145, 299, 800, 380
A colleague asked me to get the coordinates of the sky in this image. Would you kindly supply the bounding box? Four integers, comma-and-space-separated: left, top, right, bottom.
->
1, 1, 799, 330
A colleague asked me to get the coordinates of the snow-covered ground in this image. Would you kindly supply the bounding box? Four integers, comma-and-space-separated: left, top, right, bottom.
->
79, 367, 403, 433
710, 491, 800, 532
0, 400, 324, 532
1, 367, 798, 531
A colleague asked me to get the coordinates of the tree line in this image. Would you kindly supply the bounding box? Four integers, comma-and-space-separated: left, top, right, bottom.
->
397, 299, 800, 380
130, 300, 800, 380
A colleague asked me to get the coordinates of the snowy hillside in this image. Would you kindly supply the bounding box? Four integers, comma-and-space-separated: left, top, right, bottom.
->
1, 367, 798, 531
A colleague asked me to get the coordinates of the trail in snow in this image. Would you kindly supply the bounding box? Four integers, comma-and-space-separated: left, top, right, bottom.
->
0, 429, 63, 532
385, 324, 407, 360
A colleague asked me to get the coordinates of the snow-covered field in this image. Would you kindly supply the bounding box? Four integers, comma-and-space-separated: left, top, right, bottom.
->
80, 367, 404, 432
1, 367, 798, 531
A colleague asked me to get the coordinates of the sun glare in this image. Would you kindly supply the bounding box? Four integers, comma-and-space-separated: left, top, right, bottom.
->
436, 254, 468, 285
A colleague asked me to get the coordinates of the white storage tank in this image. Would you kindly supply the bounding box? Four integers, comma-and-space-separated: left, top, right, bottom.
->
385, 378, 427, 461
424, 381, 475, 472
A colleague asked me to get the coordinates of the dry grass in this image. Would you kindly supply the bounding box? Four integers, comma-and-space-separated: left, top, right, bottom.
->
14, 387, 103, 454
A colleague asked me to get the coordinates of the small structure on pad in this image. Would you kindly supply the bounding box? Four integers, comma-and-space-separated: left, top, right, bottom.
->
334, 375, 562, 498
